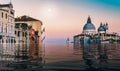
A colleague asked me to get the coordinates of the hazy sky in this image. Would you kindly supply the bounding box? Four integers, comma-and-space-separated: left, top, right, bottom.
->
1, 0, 120, 43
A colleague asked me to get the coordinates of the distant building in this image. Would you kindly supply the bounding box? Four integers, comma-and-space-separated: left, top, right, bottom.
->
0, 2, 15, 61
15, 15, 43, 59
74, 16, 120, 44
73, 16, 120, 60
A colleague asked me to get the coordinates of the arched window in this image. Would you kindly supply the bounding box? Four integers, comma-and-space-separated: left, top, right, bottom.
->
18, 31, 20, 37
6, 13, 7, 19
1, 12, 3, 18
6, 23, 7, 33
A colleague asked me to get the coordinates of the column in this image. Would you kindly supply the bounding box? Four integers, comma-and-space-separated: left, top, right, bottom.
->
0, 39, 2, 61
11, 38, 13, 61
7, 37, 11, 60
1, 39, 3, 61
27, 29, 29, 57
12, 38, 15, 55
3, 37, 6, 61
7, 38, 9, 61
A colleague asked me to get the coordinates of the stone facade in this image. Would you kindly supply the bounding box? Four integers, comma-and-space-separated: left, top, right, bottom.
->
0, 2, 15, 61
15, 15, 43, 59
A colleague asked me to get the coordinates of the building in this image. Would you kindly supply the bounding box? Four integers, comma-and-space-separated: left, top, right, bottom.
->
0, 2, 15, 61
15, 15, 43, 59
73, 16, 120, 60
14, 22, 29, 59
74, 16, 120, 44
0, 2, 15, 69
15, 15, 42, 37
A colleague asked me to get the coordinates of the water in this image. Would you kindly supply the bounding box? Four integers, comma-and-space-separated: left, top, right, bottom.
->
44, 43, 85, 70
0, 43, 120, 71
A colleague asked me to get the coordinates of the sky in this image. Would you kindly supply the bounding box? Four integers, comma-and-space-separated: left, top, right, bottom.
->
0, 0, 120, 43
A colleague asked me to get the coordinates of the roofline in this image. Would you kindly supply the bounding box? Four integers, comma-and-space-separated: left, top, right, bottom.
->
15, 15, 43, 25
0, 3, 13, 8
15, 21, 43, 25
0, 9, 9, 12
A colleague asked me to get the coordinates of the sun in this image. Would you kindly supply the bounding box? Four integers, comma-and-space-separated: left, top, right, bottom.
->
48, 8, 52, 12
45, 8, 55, 18
41, 6, 57, 19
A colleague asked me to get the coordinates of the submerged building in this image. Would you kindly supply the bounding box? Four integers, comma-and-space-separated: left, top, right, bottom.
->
14, 22, 29, 59
73, 16, 120, 60
15, 15, 43, 59
0, 2, 15, 61
74, 16, 120, 44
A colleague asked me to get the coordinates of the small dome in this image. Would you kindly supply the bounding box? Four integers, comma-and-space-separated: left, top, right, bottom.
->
98, 26, 106, 32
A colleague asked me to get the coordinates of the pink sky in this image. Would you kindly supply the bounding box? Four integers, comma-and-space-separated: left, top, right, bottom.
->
1, 0, 120, 43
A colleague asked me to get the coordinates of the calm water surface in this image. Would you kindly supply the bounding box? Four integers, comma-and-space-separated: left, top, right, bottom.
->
45, 43, 85, 69
0, 43, 120, 71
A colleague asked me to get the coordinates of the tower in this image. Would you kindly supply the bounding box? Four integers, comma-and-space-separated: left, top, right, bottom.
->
105, 22, 108, 33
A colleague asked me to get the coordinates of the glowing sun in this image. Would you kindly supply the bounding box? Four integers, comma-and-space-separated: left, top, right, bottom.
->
48, 8, 52, 12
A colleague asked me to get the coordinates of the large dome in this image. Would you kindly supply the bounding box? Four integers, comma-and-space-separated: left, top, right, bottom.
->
83, 23, 95, 30
83, 16, 95, 30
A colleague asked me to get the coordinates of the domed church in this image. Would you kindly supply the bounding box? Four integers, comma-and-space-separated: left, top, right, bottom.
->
74, 16, 120, 43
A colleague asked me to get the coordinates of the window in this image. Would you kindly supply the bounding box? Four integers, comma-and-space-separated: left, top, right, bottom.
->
22, 32, 24, 37
6, 39, 8, 43
6, 14, 7, 19
15, 31, 16, 34
6, 24, 7, 33
10, 11, 14, 15
25, 32, 27, 37
18, 31, 20, 37
1, 12, 3, 18
11, 25, 13, 33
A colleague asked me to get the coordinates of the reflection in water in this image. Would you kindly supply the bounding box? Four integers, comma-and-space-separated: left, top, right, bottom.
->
74, 36, 120, 70
0, 42, 44, 71
14, 43, 44, 70
0, 41, 120, 71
